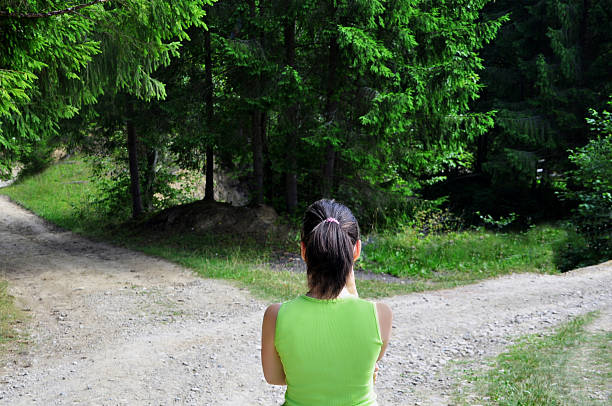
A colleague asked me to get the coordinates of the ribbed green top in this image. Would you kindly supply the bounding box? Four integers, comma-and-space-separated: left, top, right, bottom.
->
275, 295, 383, 406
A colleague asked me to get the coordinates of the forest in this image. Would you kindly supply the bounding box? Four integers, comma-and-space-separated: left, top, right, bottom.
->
1, 2, 611, 404
1, 0, 611, 269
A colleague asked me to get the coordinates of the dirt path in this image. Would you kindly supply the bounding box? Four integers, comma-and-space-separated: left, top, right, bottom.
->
0, 195, 610, 405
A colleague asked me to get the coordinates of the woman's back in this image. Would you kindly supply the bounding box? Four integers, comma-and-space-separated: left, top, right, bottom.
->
261, 199, 392, 404
275, 295, 382, 406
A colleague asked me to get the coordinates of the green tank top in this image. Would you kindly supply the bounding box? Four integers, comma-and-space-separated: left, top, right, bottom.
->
275, 295, 383, 406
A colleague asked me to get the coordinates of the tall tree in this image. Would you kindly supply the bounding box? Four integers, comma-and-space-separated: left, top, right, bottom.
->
203, 12, 215, 202
93, 0, 209, 218
0, 0, 211, 219
4, 0, 512, 226
0, 0, 103, 176
282, 0, 298, 212
473, 0, 612, 216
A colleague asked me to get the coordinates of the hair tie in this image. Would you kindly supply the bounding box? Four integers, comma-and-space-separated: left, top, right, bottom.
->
324, 217, 339, 225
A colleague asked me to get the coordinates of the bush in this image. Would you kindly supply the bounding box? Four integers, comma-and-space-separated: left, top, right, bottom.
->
86, 130, 198, 222
557, 103, 612, 269
407, 198, 464, 235
87, 154, 133, 221
334, 178, 415, 232
553, 227, 593, 272
17, 138, 56, 178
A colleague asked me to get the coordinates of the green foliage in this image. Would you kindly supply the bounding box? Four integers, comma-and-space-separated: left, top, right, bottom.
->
17, 137, 56, 177
2, 0, 508, 225
7, 0, 595, 234
553, 226, 592, 272
337, 0, 505, 201
87, 151, 197, 219
474, 0, 612, 218
0, 158, 101, 233
162, 0, 506, 216
362, 224, 565, 278
557, 103, 612, 269
0, 0, 211, 177
407, 199, 465, 234
475, 211, 518, 230
87, 153, 133, 221
568, 131, 612, 253
0, 1, 102, 176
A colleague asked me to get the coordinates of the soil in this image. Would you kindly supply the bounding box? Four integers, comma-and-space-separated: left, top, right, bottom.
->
142, 200, 290, 243
0, 195, 610, 405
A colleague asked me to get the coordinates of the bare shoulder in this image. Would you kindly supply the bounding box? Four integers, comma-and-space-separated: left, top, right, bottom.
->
262, 303, 282, 342
261, 302, 286, 385
263, 303, 282, 321
375, 302, 393, 342
375, 302, 392, 320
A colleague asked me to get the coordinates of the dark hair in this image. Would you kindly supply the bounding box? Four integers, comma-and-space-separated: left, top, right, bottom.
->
301, 199, 360, 299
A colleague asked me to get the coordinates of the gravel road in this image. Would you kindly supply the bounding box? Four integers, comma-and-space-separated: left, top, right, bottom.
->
0, 195, 610, 405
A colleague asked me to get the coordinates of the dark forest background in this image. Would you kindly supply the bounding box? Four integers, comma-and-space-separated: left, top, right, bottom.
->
1, 0, 610, 268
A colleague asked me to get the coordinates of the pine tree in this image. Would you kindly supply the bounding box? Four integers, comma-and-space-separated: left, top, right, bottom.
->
0, 0, 105, 176
474, 0, 612, 217
0, 0, 212, 218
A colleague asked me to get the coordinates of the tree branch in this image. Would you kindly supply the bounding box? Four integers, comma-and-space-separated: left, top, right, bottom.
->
0, 0, 111, 19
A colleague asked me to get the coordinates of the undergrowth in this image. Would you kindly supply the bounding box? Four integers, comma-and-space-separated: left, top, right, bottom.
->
361, 225, 566, 279
1, 158, 569, 301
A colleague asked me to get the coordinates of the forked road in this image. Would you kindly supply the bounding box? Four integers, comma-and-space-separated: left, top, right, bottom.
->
0, 195, 610, 405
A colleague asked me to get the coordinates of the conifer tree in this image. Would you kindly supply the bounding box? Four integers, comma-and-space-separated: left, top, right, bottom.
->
475, 0, 611, 216
1, 0, 212, 218
0, 0, 105, 175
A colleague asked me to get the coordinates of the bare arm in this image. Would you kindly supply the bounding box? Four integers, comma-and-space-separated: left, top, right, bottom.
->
261, 303, 286, 385
376, 302, 393, 362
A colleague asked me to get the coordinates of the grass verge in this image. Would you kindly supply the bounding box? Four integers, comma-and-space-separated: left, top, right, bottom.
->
0, 158, 100, 234
457, 312, 611, 405
361, 225, 566, 279
122, 233, 438, 301
2, 159, 568, 301
0, 281, 26, 350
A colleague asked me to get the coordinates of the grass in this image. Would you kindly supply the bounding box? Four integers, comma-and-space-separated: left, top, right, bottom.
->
1, 158, 101, 233
120, 232, 433, 301
457, 312, 611, 405
0, 281, 26, 348
361, 225, 566, 279
1, 158, 569, 301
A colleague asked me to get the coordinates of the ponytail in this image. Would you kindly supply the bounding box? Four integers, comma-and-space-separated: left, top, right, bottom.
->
301, 199, 360, 299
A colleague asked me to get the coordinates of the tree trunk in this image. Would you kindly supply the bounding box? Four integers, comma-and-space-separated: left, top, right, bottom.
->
284, 10, 298, 213
322, 34, 339, 197
475, 133, 488, 173
252, 111, 264, 205
143, 147, 158, 212
262, 113, 274, 203
247, 0, 264, 206
204, 146, 214, 201
126, 105, 143, 219
577, 0, 588, 84
204, 19, 215, 202
322, 144, 336, 198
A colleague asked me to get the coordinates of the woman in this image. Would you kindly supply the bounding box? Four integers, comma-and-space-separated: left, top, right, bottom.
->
261, 199, 393, 405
